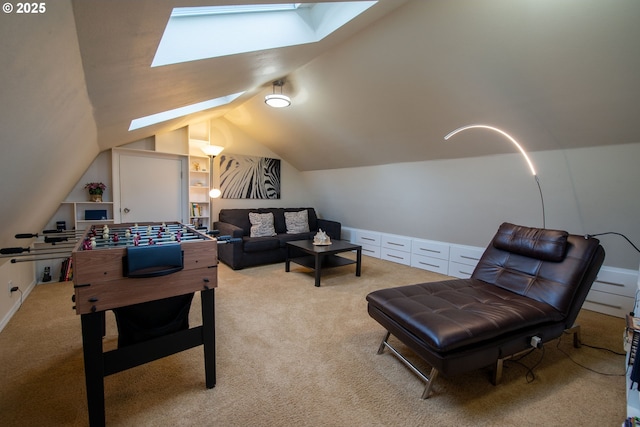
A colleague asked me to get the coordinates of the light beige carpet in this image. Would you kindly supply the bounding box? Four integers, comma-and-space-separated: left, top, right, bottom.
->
0, 255, 627, 426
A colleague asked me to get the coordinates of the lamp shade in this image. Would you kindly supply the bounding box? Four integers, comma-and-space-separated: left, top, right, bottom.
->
201, 145, 224, 157
209, 188, 221, 198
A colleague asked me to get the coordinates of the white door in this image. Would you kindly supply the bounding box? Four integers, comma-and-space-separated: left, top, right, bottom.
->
115, 150, 187, 224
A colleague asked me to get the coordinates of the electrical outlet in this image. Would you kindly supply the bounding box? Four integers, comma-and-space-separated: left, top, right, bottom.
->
8, 280, 13, 297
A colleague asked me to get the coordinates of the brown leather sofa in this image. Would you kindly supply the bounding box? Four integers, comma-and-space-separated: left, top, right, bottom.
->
366, 222, 605, 398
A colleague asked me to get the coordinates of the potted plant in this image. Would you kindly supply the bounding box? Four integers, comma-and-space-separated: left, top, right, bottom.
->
85, 182, 106, 202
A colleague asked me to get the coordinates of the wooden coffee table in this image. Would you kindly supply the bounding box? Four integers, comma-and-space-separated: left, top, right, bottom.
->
285, 239, 362, 287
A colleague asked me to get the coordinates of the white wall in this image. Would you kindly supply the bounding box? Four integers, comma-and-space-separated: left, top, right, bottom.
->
302, 143, 640, 270
0, 257, 36, 331
0, 0, 97, 330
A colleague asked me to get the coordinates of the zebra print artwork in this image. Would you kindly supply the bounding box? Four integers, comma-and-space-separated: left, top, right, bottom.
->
219, 154, 281, 199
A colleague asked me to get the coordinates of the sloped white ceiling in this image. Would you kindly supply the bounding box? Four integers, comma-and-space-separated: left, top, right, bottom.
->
73, 0, 640, 171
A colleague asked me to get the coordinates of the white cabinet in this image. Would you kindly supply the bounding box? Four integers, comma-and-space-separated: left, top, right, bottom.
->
448, 244, 484, 279
381, 234, 412, 266
584, 266, 638, 318
411, 239, 449, 275
346, 225, 639, 323
355, 230, 381, 258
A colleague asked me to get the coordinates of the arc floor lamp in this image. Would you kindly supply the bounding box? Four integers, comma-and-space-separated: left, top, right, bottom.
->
444, 124, 546, 229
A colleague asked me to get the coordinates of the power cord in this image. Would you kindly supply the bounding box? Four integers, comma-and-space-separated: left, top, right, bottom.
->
504, 346, 545, 383
556, 332, 626, 376
585, 231, 640, 254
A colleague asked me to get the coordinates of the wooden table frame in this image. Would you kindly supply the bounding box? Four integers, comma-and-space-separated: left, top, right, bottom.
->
285, 239, 362, 287
80, 288, 215, 427
71, 223, 218, 426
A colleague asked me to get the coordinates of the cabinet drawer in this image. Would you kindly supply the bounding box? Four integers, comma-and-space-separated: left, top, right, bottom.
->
448, 261, 476, 279
449, 245, 484, 267
340, 227, 356, 243
591, 267, 638, 298
584, 289, 635, 318
356, 230, 381, 247
412, 239, 449, 260
411, 254, 448, 275
381, 247, 411, 266
360, 244, 380, 258
381, 234, 411, 252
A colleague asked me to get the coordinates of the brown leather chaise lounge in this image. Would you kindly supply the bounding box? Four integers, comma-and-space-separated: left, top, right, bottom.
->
366, 222, 605, 398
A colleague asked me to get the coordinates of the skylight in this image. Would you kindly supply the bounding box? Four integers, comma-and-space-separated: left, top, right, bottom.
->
151, 1, 378, 67
128, 92, 244, 131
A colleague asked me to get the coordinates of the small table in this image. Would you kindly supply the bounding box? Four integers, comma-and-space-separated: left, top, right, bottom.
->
285, 239, 362, 287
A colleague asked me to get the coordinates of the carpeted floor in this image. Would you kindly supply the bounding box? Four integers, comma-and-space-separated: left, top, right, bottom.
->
0, 255, 627, 426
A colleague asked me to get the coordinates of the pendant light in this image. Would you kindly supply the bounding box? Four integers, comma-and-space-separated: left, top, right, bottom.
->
265, 79, 291, 108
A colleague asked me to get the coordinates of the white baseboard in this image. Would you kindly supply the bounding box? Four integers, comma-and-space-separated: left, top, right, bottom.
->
0, 279, 37, 333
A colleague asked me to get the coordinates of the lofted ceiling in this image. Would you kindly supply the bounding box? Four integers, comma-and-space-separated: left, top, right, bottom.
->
72, 0, 640, 171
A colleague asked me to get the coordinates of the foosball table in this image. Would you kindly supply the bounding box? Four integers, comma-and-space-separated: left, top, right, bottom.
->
71, 222, 218, 427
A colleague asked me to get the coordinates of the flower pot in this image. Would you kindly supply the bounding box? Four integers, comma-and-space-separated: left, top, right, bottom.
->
90, 194, 103, 202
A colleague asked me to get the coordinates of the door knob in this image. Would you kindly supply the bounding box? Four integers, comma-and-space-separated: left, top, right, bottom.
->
123, 208, 130, 213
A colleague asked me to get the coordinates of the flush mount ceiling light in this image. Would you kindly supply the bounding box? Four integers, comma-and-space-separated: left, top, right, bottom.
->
265, 80, 291, 108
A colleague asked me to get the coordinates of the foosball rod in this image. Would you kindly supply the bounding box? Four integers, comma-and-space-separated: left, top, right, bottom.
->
1, 247, 73, 257
15, 230, 85, 239
15, 234, 80, 244
11, 254, 71, 263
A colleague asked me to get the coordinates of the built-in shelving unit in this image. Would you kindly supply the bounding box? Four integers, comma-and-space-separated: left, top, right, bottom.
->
188, 139, 211, 229
626, 267, 640, 420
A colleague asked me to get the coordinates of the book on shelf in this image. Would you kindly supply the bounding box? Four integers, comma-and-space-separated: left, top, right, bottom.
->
59, 256, 73, 282
628, 315, 640, 366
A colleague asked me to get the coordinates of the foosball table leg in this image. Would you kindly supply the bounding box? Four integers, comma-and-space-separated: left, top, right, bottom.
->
80, 311, 107, 427
201, 287, 216, 389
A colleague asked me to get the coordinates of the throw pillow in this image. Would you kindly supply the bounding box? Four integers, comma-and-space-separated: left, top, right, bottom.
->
285, 210, 310, 234
249, 212, 277, 237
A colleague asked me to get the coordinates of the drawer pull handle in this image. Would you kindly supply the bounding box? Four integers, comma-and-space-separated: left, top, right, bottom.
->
388, 242, 405, 247
420, 248, 441, 254
460, 255, 479, 261
362, 237, 376, 242
585, 299, 622, 310
595, 280, 625, 287
388, 254, 405, 260
419, 261, 440, 268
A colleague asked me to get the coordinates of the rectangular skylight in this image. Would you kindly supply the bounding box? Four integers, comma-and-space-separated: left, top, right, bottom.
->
171, 4, 303, 17
129, 92, 244, 131
152, 1, 377, 67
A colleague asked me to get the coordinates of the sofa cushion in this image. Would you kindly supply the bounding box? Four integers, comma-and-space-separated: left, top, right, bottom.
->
218, 208, 319, 236
249, 212, 276, 237
277, 232, 315, 247
366, 279, 563, 353
243, 236, 280, 253
285, 210, 310, 234
493, 222, 568, 262
219, 209, 253, 235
